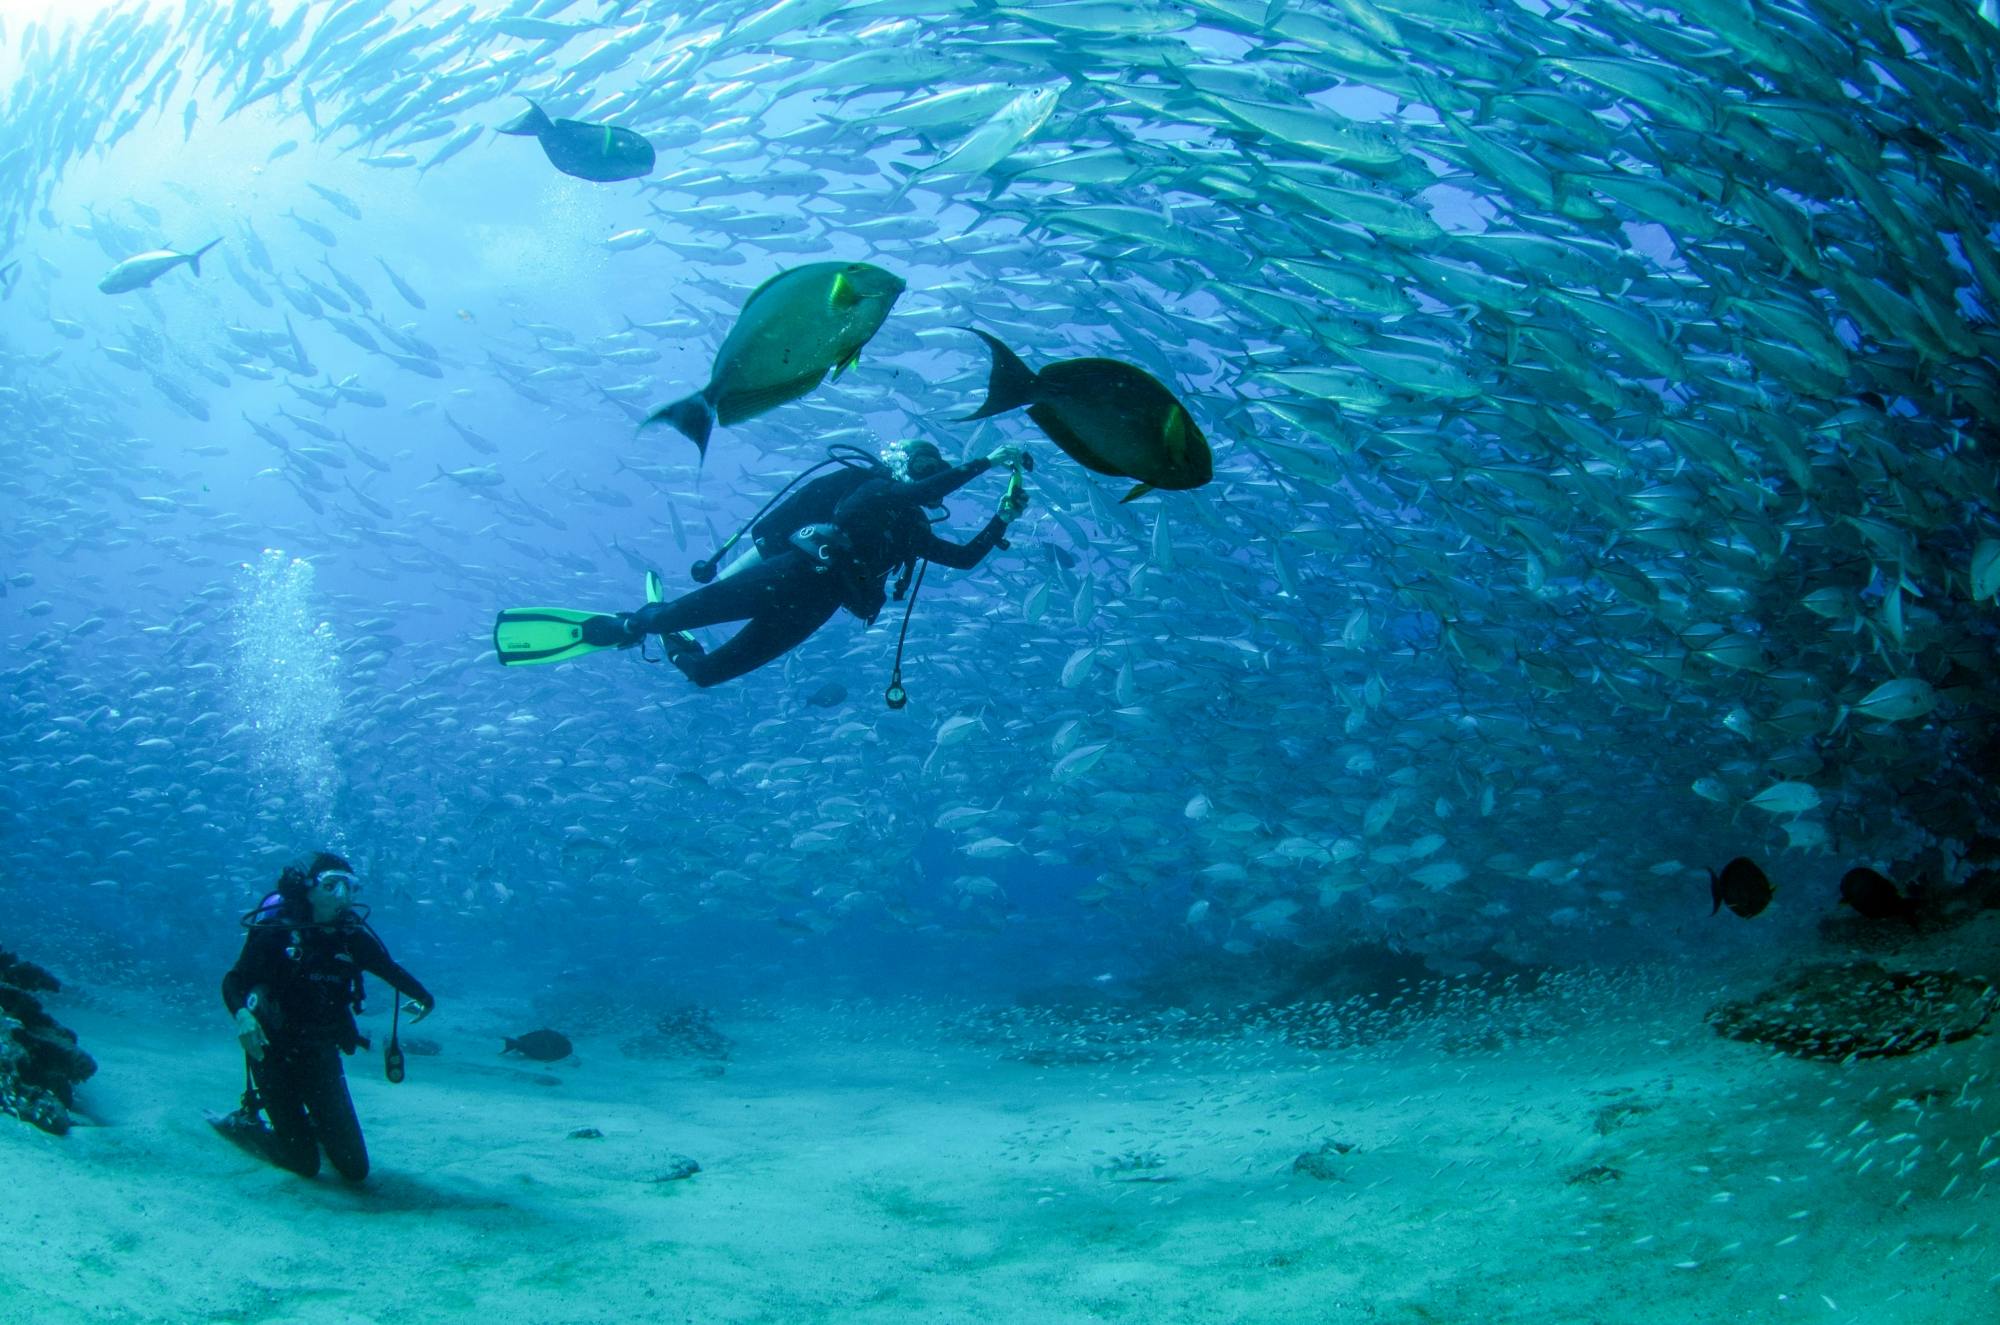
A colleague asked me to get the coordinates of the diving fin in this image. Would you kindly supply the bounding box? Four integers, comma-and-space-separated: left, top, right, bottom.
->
645, 570, 665, 604
206, 1107, 274, 1159
493, 606, 631, 666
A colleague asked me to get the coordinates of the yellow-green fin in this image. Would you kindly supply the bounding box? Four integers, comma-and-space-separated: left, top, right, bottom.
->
829, 270, 859, 308
1120, 483, 1156, 503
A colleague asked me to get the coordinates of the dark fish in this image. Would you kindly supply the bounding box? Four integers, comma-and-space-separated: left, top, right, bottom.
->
496, 101, 654, 183
501, 1028, 574, 1061
806, 682, 848, 708
960, 328, 1212, 502
1709, 856, 1773, 918
1838, 867, 1917, 922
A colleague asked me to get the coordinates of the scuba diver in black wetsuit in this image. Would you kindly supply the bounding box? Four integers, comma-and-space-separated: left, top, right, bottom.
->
493, 440, 1032, 699
212, 851, 435, 1183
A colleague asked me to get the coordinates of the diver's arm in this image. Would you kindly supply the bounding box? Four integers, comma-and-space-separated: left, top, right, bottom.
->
919, 517, 1010, 570
221, 929, 282, 1015
831, 461, 994, 532
350, 927, 434, 1008
896, 457, 994, 508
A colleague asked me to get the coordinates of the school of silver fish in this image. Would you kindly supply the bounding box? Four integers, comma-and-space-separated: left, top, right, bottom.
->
1, 0, 1997, 972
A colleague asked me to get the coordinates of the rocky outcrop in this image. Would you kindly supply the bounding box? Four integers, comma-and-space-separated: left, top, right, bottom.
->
1, 946, 96, 1135
1708, 961, 1995, 1062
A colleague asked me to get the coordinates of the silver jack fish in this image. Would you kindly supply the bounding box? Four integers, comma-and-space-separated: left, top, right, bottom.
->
98, 240, 220, 293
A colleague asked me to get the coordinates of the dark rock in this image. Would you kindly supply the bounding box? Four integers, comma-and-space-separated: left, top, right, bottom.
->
1095, 1151, 1175, 1183
621, 1005, 732, 1062
0, 950, 59, 994
648, 1154, 700, 1182
1, 944, 96, 1135
1708, 962, 1995, 1062
568, 1127, 604, 1140
1591, 1095, 1656, 1135
1291, 1139, 1355, 1180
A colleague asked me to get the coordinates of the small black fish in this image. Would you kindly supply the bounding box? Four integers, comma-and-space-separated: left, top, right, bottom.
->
806, 681, 847, 708
1709, 857, 1773, 918
497, 101, 653, 183
502, 1029, 574, 1061
1839, 867, 1917, 922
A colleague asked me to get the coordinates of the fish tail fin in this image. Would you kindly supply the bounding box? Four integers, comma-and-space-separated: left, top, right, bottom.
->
957, 327, 1037, 421
647, 392, 713, 458
188, 239, 220, 276
886, 161, 921, 206
500, 1038, 516, 1055
497, 100, 551, 137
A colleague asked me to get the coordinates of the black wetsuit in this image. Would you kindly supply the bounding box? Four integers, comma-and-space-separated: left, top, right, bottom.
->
221, 897, 432, 1182
635, 457, 1010, 687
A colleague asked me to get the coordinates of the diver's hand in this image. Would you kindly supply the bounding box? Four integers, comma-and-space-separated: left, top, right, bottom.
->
403, 998, 434, 1024
235, 1007, 268, 1062
986, 444, 1029, 471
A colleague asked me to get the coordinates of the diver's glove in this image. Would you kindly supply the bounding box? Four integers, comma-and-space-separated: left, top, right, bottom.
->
235, 1005, 269, 1062
986, 444, 1029, 472
403, 998, 434, 1025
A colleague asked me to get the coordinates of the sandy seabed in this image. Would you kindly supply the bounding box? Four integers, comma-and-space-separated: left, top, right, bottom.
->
3, 952, 1997, 1325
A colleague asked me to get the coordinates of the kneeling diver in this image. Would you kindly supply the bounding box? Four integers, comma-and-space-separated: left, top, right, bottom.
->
212, 852, 435, 1183
494, 441, 1031, 700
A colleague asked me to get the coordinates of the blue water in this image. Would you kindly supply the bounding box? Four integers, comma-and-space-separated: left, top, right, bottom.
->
2, 2, 1998, 1320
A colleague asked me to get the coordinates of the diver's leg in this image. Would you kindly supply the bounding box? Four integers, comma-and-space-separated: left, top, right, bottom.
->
675, 585, 842, 688
249, 1045, 322, 1177
299, 1043, 369, 1183
631, 552, 814, 636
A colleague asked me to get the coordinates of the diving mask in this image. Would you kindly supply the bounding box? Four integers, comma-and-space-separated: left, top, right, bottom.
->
312, 869, 359, 899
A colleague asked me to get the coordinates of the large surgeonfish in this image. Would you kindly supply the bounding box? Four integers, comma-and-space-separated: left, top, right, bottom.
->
97, 240, 220, 293
960, 329, 1212, 502
646, 262, 906, 458
496, 100, 654, 182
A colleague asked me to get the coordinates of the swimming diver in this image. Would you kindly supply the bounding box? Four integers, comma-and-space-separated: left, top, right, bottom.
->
494, 441, 1032, 697
212, 852, 435, 1183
